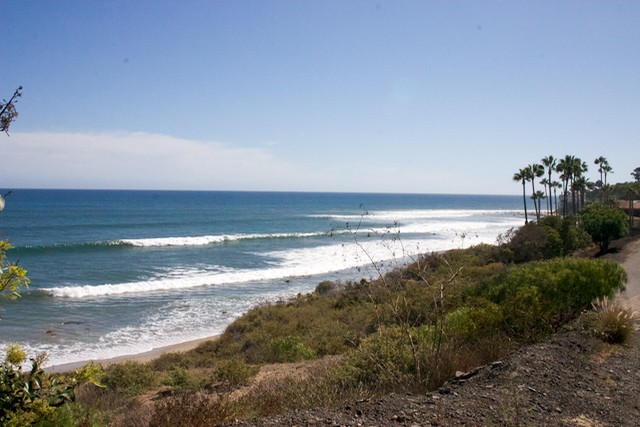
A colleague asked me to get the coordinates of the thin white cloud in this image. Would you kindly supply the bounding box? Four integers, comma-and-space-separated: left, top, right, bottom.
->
0, 131, 524, 194
0, 131, 297, 190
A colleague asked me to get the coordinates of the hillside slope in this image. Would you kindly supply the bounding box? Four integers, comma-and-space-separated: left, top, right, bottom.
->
230, 234, 640, 426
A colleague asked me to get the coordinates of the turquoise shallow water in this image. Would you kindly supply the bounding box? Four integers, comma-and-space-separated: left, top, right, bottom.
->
0, 190, 525, 367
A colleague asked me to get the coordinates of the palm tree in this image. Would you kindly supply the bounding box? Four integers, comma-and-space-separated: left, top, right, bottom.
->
602, 163, 613, 203
540, 177, 550, 214
569, 157, 586, 215
594, 156, 607, 190
513, 168, 530, 223
534, 190, 545, 219
541, 155, 556, 215
552, 181, 561, 215
528, 164, 544, 221
632, 167, 640, 182
573, 176, 590, 212
594, 156, 612, 203
556, 155, 574, 217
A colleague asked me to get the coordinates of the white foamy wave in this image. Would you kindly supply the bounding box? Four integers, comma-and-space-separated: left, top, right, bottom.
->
312, 209, 521, 223
44, 238, 417, 298
46, 213, 522, 299
396, 217, 524, 235
26, 282, 317, 369
118, 231, 331, 247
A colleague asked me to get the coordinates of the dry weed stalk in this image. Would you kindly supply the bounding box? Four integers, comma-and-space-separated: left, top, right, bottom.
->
344, 207, 463, 390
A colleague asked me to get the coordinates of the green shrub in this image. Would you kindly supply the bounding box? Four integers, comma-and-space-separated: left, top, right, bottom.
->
33, 402, 108, 427
151, 351, 192, 371
0, 241, 30, 310
540, 215, 592, 255
164, 366, 201, 391
315, 280, 339, 295
215, 292, 375, 364
103, 361, 156, 395
212, 358, 259, 388
505, 223, 563, 263
581, 203, 629, 253
0, 351, 80, 427
334, 324, 455, 392
268, 336, 316, 363
337, 326, 419, 390
475, 258, 627, 340
445, 301, 503, 339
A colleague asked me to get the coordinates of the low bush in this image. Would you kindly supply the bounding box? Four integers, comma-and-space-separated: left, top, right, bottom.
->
444, 300, 504, 340
474, 258, 627, 340
315, 280, 340, 296
268, 335, 316, 363
103, 361, 156, 396
0, 348, 93, 427
212, 358, 258, 388
164, 366, 202, 391
151, 351, 192, 371
334, 323, 459, 393
539, 215, 591, 255
213, 291, 375, 364
504, 223, 563, 263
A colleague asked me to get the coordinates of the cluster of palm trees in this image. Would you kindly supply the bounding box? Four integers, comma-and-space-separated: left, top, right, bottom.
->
513, 155, 613, 223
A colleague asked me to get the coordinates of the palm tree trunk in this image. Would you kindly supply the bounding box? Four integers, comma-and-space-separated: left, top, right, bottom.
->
530, 178, 539, 222
571, 178, 576, 216
563, 179, 569, 217
521, 179, 528, 223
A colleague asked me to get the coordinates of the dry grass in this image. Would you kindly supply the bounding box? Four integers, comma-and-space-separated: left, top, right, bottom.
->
591, 297, 639, 344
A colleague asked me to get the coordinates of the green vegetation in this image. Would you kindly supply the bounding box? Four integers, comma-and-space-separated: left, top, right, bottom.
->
0, 351, 103, 426
513, 153, 637, 255
45, 222, 629, 425
0, 241, 30, 311
102, 361, 156, 396
581, 203, 629, 253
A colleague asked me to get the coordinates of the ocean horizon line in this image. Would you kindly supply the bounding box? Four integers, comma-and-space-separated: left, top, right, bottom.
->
0, 187, 522, 198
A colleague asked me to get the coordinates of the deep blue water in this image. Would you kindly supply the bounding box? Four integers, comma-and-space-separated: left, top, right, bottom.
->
0, 189, 525, 367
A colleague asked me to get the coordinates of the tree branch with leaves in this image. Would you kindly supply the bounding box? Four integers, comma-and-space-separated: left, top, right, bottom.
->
0, 86, 23, 135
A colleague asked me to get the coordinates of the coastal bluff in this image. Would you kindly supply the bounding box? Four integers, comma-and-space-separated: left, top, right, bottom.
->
227, 233, 640, 426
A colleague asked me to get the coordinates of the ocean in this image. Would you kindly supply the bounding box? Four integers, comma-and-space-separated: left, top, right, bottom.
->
0, 190, 525, 368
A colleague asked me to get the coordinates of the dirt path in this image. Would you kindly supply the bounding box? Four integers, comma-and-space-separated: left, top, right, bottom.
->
604, 234, 640, 311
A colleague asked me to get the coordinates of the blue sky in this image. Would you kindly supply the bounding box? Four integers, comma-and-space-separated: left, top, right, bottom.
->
2, 1, 639, 194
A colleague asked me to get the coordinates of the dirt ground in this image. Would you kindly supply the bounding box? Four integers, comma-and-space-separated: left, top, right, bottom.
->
229, 234, 640, 427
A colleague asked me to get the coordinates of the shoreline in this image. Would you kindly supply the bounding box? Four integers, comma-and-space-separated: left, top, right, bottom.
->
46, 335, 219, 374
46, 232, 640, 376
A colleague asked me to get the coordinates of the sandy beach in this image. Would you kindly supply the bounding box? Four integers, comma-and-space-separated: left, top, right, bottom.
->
46, 335, 219, 374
